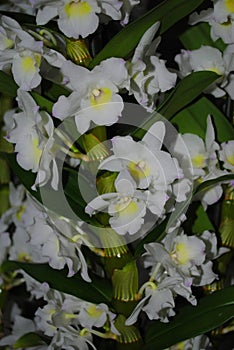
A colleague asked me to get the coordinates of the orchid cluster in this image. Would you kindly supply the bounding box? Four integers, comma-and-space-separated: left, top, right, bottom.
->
0, 1, 234, 350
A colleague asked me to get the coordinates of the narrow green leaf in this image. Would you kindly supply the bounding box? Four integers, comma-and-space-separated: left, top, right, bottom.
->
0, 71, 17, 97
1, 152, 41, 202
192, 204, 215, 234
1, 261, 113, 304
172, 96, 234, 142
132, 71, 219, 140
195, 174, 234, 196
0, 71, 54, 113
13, 333, 44, 349
31, 92, 53, 113
42, 80, 70, 102
145, 286, 234, 350
89, 0, 205, 68
0, 11, 36, 24
180, 22, 226, 51
158, 71, 219, 119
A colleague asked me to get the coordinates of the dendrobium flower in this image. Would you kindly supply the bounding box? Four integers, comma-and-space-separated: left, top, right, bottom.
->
86, 170, 147, 235
144, 229, 223, 286
86, 122, 187, 235
219, 140, 234, 171
175, 45, 234, 99
0, 15, 65, 91
173, 116, 226, 208
190, 0, 234, 44
126, 23, 177, 111
125, 229, 226, 326
53, 58, 128, 133
100, 121, 179, 191
31, 0, 139, 38
5, 90, 59, 190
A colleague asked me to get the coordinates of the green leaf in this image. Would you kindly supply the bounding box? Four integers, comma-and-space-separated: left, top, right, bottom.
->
132, 71, 219, 140
195, 174, 234, 196
0, 71, 54, 114
1, 152, 41, 202
0, 71, 17, 97
192, 204, 215, 234
1, 261, 113, 304
41, 80, 70, 102
180, 22, 226, 51
13, 333, 45, 349
89, 0, 205, 68
158, 71, 219, 119
145, 286, 234, 350
31, 92, 53, 113
172, 96, 234, 142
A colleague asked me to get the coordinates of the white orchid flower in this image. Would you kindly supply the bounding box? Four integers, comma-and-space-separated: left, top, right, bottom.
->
219, 140, 234, 171
190, 0, 234, 44
126, 22, 177, 111
175, 45, 234, 99
86, 170, 147, 235
53, 58, 128, 133
6, 91, 59, 190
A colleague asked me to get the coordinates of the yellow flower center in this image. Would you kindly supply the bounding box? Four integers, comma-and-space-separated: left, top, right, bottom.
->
227, 153, 234, 166
86, 305, 103, 318
174, 242, 190, 265
225, 0, 234, 13
90, 87, 112, 108
115, 197, 139, 217
18, 252, 31, 262
21, 56, 36, 73
32, 137, 42, 164
192, 154, 206, 168
65, 0, 92, 18
16, 205, 26, 221
128, 160, 151, 182
3, 37, 14, 49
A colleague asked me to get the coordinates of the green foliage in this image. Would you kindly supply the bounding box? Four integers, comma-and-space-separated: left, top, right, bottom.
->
133, 71, 219, 139
180, 22, 226, 51
89, 0, 205, 68
172, 96, 234, 142
13, 333, 45, 349
0, 261, 113, 304
144, 286, 234, 350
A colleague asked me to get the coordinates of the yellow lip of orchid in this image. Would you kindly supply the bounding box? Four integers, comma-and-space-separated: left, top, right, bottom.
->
225, 0, 234, 13
128, 160, 151, 182
64, 0, 92, 18
191, 153, 206, 168
21, 56, 36, 73
90, 87, 113, 108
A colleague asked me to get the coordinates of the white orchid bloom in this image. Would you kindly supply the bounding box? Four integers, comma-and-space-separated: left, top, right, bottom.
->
53, 58, 128, 133
190, 0, 234, 44
0, 15, 66, 90
86, 171, 147, 235
144, 229, 219, 287
32, 0, 123, 38
219, 140, 234, 171
175, 45, 234, 99
100, 121, 179, 191
126, 22, 177, 111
